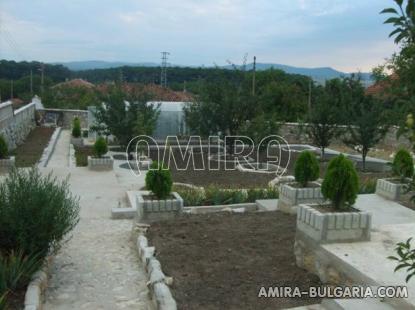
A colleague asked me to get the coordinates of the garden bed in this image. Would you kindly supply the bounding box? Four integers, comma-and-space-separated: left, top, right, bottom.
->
148, 212, 321, 310
74, 146, 94, 166
12, 127, 55, 167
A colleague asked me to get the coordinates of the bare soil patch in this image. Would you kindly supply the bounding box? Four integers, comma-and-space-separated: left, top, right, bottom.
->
12, 127, 55, 167
148, 212, 322, 310
74, 145, 94, 166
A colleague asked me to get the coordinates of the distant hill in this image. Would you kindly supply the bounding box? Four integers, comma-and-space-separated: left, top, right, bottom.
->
223, 63, 373, 85
54, 60, 159, 71
55, 60, 373, 84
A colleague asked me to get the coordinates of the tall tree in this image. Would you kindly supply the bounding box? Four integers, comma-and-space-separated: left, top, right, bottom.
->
344, 96, 389, 171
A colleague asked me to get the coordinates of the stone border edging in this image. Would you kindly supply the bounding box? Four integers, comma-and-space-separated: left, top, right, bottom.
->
38, 127, 62, 168
183, 202, 258, 214
135, 225, 177, 310
23, 257, 52, 310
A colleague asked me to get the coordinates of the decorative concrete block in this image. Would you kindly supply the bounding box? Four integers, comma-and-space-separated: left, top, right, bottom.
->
136, 191, 183, 223
278, 182, 324, 214
70, 137, 83, 147
296, 204, 371, 244
87, 156, 114, 171
0, 156, 15, 172
375, 178, 406, 201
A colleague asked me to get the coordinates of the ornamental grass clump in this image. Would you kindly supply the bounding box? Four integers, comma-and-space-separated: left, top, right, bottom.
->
0, 135, 8, 159
392, 149, 414, 183
294, 150, 320, 187
93, 137, 108, 158
145, 161, 173, 199
72, 117, 81, 138
321, 154, 359, 211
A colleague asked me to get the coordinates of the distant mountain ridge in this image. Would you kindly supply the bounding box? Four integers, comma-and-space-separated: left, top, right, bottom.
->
55, 60, 373, 84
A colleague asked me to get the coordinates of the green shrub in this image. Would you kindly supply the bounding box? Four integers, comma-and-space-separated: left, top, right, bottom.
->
204, 186, 246, 205
174, 186, 205, 206
0, 168, 80, 258
321, 154, 359, 211
93, 137, 108, 158
145, 161, 173, 199
246, 187, 279, 202
294, 151, 319, 187
0, 135, 8, 159
392, 149, 414, 182
359, 178, 377, 194
72, 117, 81, 138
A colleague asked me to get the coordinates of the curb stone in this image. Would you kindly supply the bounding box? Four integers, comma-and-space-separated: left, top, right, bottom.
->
135, 227, 177, 310
24, 257, 51, 310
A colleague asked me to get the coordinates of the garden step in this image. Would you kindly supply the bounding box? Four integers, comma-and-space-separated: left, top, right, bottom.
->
322, 298, 395, 310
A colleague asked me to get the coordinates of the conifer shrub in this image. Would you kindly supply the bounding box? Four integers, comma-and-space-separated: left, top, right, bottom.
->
294, 150, 319, 187
321, 154, 359, 211
392, 149, 414, 183
145, 161, 173, 199
0, 135, 8, 159
93, 137, 108, 158
72, 117, 81, 138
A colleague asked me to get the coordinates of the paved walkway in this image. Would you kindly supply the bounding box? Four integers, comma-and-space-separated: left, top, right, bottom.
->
41, 131, 149, 309
47, 129, 70, 168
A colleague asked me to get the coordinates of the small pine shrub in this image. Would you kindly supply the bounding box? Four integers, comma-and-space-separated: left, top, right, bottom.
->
321, 154, 359, 211
294, 150, 320, 187
94, 137, 108, 158
145, 161, 173, 199
72, 118, 81, 138
392, 149, 414, 183
0, 135, 8, 159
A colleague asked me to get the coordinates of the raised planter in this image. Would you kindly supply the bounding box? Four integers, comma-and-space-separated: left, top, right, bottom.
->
375, 178, 407, 201
70, 137, 83, 147
296, 204, 372, 244
136, 191, 183, 223
87, 155, 114, 171
0, 156, 15, 172
277, 182, 324, 214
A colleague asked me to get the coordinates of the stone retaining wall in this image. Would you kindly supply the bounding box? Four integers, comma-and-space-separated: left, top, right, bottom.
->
38, 108, 88, 129
0, 101, 36, 150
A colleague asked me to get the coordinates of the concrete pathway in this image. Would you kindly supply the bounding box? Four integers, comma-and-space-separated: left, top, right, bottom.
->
41, 132, 149, 309
47, 129, 70, 168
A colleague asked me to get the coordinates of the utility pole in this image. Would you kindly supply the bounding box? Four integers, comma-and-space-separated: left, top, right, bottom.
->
160, 52, 170, 88
30, 70, 33, 97
39, 64, 45, 94
308, 78, 312, 115
252, 56, 256, 96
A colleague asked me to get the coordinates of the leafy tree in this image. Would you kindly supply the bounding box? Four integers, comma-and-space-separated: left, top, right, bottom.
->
294, 151, 319, 187
344, 96, 389, 171
93, 85, 159, 152
307, 92, 340, 158
321, 154, 359, 211
380, 0, 415, 45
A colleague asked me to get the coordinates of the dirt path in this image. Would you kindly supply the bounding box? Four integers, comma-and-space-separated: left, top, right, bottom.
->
41, 132, 149, 309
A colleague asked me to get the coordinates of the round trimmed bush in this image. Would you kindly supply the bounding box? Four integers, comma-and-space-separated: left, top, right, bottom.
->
0, 135, 8, 159
294, 150, 319, 187
392, 149, 414, 182
145, 161, 173, 199
72, 118, 81, 138
321, 154, 359, 211
93, 137, 108, 158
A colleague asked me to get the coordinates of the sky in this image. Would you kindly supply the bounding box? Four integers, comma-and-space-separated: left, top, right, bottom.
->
0, 0, 400, 72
